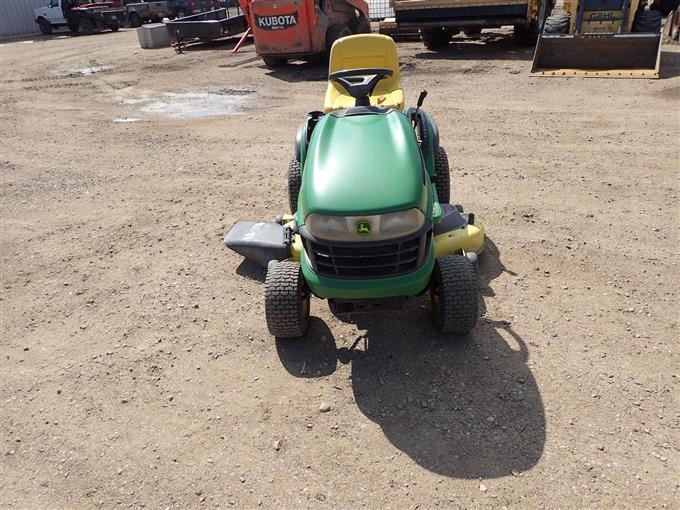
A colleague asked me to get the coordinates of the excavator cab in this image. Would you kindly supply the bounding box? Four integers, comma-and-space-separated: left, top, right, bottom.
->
323, 34, 405, 112
531, 0, 663, 78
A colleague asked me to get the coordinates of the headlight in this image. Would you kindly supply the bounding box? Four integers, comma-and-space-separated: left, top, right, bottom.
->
305, 209, 425, 242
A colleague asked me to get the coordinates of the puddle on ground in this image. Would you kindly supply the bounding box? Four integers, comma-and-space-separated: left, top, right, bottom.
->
114, 87, 255, 119
69, 65, 111, 76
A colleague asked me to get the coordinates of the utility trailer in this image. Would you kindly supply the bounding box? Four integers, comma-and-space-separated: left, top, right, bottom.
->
387, 0, 551, 47
165, 6, 247, 50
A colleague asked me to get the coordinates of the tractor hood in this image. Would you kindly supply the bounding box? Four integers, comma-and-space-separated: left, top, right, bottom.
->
299, 110, 428, 219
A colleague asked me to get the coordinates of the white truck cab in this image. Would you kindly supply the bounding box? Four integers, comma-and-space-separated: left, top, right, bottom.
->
34, 0, 68, 29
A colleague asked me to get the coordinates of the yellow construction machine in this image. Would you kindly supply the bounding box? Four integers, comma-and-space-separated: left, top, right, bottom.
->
531, 0, 667, 77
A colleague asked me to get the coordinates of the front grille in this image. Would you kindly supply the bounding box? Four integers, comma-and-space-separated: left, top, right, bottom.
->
303, 232, 431, 279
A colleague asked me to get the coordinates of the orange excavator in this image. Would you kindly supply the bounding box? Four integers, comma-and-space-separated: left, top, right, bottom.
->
239, 0, 371, 67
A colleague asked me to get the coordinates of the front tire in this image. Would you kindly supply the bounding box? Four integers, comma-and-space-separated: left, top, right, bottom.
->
265, 261, 310, 339
288, 158, 302, 213
431, 255, 479, 335
432, 146, 451, 204
38, 18, 52, 35
543, 11, 570, 33
175, 8, 187, 18
421, 27, 451, 49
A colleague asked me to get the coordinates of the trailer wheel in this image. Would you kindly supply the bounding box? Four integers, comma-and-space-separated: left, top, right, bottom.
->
348, 15, 371, 34
68, 20, 80, 33
288, 158, 302, 213
432, 146, 451, 205
38, 18, 52, 35
326, 24, 352, 54
265, 261, 310, 339
633, 9, 662, 32
543, 11, 570, 33
109, 21, 120, 32
80, 18, 95, 35
420, 27, 451, 49
262, 56, 288, 68
431, 255, 479, 335
129, 12, 143, 27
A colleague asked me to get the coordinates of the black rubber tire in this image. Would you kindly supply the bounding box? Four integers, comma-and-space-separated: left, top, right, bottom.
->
129, 12, 143, 28
633, 9, 662, 32
430, 255, 479, 335
513, 21, 540, 45
38, 18, 52, 35
288, 158, 302, 213
68, 21, 80, 33
175, 8, 187, 18
326, 23, 352, 55
463, 27, 482, 37
348, 15, 371, 34
265, 261, 310, 339
432, 146, 451, 205
80, 18, 95, 35
421, 27, 451, 49
109, 21, 120, 32
543, 11, 570, 34
262, 56, 288, 68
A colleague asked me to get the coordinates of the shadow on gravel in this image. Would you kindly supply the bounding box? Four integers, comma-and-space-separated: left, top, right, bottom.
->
415, 33, 534, 62
264, 61, 328, 82
275, 238, 545, 478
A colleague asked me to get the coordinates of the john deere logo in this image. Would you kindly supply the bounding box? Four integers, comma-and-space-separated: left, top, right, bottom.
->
356, 221, 371, 235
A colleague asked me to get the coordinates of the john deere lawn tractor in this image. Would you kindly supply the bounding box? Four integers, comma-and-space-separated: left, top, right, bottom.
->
225, 34, 485, 338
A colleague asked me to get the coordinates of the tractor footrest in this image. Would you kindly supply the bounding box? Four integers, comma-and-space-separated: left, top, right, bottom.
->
329, 297, 405, 315
224, 221, 289, 267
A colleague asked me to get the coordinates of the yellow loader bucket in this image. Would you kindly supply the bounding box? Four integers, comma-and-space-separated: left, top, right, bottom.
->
531, 33, 662, 78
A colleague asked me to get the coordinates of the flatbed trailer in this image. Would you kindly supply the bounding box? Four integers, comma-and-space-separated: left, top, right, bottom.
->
165, 6, 247, 50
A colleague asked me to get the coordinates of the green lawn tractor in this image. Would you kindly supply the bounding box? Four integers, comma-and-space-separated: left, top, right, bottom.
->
225, 36, 485, 339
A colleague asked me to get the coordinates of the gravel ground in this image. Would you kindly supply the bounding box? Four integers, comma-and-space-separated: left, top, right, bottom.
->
1, 27, 679, 509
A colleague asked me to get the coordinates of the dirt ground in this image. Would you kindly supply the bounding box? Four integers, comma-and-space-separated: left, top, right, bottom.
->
0, 26, 678, 509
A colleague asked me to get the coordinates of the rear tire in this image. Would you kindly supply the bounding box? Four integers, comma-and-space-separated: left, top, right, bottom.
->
633, 9, 662, 32
421, 27, 451, 49
80, 18, 95, 35
288, 158, 302, 213
38, 18, 52, 35
348, 15, 371, 34
262, 56, 287, 67
326, 24, 352, 55
109, 21, 120, 32
432, 146, 451, 205
68, 20, 80, 33
431, 255, 479, 335
543, 11, 570, 33
265, 261, 310, 339
129, 12, 143, 27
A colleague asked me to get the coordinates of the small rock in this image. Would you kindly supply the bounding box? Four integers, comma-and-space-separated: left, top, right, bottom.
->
273, 439, 282, 451
319, 402, 331, 413
116, 468, 123, 475
479, 482, 488, 493
597, 445, 605, 451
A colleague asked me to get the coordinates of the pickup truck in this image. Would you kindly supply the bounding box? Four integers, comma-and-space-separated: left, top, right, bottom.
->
124, 0, 169, 26
34, 0, 126, 34
166, 0, 219, 19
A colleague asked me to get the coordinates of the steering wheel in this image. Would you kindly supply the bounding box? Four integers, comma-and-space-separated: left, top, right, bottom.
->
328, 68, 393, 107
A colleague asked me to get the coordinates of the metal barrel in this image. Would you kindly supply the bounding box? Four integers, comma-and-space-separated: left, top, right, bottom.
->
530, 32, 662, 78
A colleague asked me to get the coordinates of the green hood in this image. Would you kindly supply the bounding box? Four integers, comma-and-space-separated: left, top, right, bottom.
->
299, 110, 428, 220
